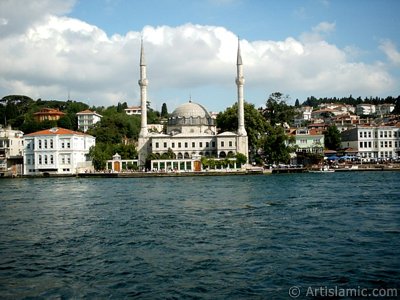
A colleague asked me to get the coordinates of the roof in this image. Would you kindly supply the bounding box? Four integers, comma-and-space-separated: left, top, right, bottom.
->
125, 106, 141, 110
33, 108, 65, 116
25, 127, 91, 137
171, 101, 211, 119
76, 109, 102, 116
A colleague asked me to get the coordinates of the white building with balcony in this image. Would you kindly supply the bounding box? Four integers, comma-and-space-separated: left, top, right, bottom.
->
125, 106, 142, 115
341, 125, 400, 161
23, 127, 95, 175
76, 109, 102, 132
0, 125, 24, 176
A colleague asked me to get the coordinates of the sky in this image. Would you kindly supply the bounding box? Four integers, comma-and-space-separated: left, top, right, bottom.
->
0, 0, 399, 112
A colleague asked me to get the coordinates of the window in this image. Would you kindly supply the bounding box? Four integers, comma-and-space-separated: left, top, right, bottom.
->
368, 141, 371, 148
359, 132, 362, 138
184, 142, 188, 148
364, 141, 367, 148
50, 140, 53, 148
38, 155, 42, 164
62, 142, 65, 149
229, 141, 233, 147
380, 141, 384, 148
62, 156, 65, 164
368, 132, 371, 138
67, 156, 71, 164
67, 142, 71, 148
192, 142, 195, 148
384, 141, 388, 148
172, 142, 175, 148
380, 132, 383, 138
39, 140, 42, 149
164, 142, 167, 148
359, 142, 363, 148
384, 131, 387, 138
44, 155, 48, 164
27, 158, 31, 165
199, 142, 203, 147
178, 142, 181, 148
44, 140, 47, 149
364, 132, 367, 138
206, 142, 209, 148
221, 141, 225, 147
50, 155, 54, 164
389, 131, 392, 138
389, 141, 392, 148
212, 141, 216, 148
155, 142, 159, 148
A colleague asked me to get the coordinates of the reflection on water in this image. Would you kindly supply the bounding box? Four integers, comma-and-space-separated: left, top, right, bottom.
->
0, 172, 399, 298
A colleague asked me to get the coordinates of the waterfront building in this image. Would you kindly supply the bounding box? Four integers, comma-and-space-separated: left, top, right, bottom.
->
136, 39, 248, 169
106, 153, 139, 172
0, 125, 24, 176
341, 124, 400, 161
23, 127, 95, 175
33, 108, 65, 122
76, 109, 102, 132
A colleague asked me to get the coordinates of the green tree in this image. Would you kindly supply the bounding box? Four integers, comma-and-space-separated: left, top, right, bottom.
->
161, 103, 168, 118
264, 92, 296, 126
261, 126, 295, 165
324, 125, 341, 150
217, 101, 268, 153
295, 99, 300, 107
57, 115, 73, 129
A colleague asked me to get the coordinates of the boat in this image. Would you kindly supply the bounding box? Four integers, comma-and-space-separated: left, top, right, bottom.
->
308, 165, 335, 173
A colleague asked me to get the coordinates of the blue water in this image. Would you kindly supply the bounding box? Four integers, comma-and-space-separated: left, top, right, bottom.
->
0, 172, 399, 299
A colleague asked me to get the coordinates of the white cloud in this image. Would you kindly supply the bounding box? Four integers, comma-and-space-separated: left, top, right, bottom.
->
300, 21, 336, 43
379, 39, 400, 66
0, 13, 397, 111
0, 0, 75, 37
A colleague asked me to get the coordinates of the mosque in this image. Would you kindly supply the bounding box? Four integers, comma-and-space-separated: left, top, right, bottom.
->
137, 40, 248, 171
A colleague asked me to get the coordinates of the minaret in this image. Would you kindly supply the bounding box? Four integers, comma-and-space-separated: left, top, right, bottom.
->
139, 39, 148, 137
236, 38, 247, 136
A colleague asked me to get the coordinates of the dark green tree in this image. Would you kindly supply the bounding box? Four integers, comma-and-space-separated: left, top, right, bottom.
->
217, 101, 268, 153
161, 103, 168, 118
324, 125, 341, 150
261, 126, 295, 164
264, 92, 296, 126
295, 99, 300, 107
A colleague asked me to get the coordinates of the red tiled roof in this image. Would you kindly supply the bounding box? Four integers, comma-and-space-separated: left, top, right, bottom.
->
25, 127, 88, 137
33, 108, 65, 116
77, 109, 94, 114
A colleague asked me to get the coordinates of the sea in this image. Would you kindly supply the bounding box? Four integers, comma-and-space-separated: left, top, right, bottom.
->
0, 171, 399, 299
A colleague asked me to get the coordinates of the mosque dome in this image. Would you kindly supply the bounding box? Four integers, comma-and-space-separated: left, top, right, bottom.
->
171, 101, 211, 119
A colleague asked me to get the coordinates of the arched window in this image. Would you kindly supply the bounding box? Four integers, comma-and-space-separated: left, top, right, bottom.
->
219, 151, 226, 158
177, 153, 183, 159
184, 152, 190, 159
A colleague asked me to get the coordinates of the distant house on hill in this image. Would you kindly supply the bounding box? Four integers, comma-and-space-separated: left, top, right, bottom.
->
76, 109, 102, 132
125, 106, 142, 115
33, 108, 65, 122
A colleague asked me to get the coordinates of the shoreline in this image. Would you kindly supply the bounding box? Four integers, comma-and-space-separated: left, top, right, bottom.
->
2, 166, 400, 178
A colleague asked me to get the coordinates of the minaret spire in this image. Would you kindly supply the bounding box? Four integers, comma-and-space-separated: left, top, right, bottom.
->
139, 38, 148, 137
236, 38, 247, 136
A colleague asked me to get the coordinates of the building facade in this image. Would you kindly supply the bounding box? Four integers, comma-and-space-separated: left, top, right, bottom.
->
341, 125, 400, 161
137, 40, 248, 168
0, 125, 24, 176
76, 109, 102, 132
33, 108, 65, 122
23, 127, 95, 175
125, 106, 142, 115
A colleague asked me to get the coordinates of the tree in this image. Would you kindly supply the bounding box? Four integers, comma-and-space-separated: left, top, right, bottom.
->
261, 126, 295, 165
161, 103, 168, 118
264, 92, 296, 126
295, 99, 300, 107
324, 125, 341, 150
217, 101, 268, 154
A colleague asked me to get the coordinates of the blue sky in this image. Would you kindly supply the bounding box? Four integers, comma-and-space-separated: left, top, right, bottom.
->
1, 0, 399, 112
